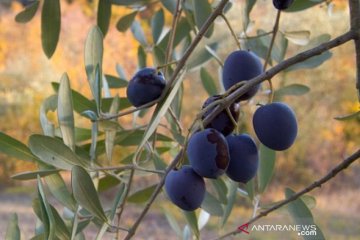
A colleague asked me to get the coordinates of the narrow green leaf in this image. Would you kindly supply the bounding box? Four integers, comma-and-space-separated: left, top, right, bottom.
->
197, 209, 210, 230
5, 213, 20, 240
245, 178, 255, 201
94, 64, 102, 114
201, 192, 224, 216
44, 173, 77, 211
50, 205, 71, 240
11, 169, 60, 180
285, 51, 332, 71
274, 84, 310, 100
334, 111, 360, 121
134, 70, 186, 160
71, 166, 108, 222
128, 185, 157, 204
285, 0, 324, 12
193, 0, 214, 38
116, 11, 138, 32
40, 95, 57, 136
84, 26, 103, 109
158, 17, 192, 50
285, 188, 325, 240
242, 0, 257, 30
151, 9, 165, 44
183, 211, 199, 238
187, 43, 218, 69
153, 45, 166, 66
261, 194, 317, 212
15, 0, 39, 23
105, 95, 120, 162
105, 74, 128, 88
52, 82, 95, 115
58, 73, 76, 151
210, 178, 228, 204
258, 144, 276, 193
200, 67, 217, 96
131, 20, 148, 46
283, 30, 311, 46
75, 128, 93, 142
110, 183, 126, 220
138, 45, 147, 68
161, 0, 176, 14
163, 209, 182, 236
0, 132, 38, 162
37, 176, 56, 240
29, 135, 87, 170
97, 0, 112, 36
111, 0, 151, 7
41, 0, 61, 58
221, 180, 237, 227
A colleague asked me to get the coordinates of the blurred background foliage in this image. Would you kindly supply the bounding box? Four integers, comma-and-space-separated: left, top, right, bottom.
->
0, 0, 359, 239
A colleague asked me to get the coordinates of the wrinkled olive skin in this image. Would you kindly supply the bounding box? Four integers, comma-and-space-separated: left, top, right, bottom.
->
187, 128, 230, 179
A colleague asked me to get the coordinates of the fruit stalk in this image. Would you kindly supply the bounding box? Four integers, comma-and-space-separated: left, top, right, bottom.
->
213, 148, 360, 240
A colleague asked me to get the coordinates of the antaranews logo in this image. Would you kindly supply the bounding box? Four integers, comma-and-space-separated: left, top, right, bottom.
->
238, 223, 318, 237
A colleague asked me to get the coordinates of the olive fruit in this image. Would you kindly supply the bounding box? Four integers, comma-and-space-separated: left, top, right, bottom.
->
187, 128, 230, 178
273, 0, 295, 10
226, 134, 259, 183
164, 165, 205, 211
126, 67, 166, 107
202, 95, 240, 136
253, 102, 298, 151
222, 50, 263, 101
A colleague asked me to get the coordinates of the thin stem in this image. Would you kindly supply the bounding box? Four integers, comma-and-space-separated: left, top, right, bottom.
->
166, 0, 231, 89
268, 78, 275, 103
156, 60, 178, 70
168, 106, 183, 134
116, 168, 135, 240
213, 149, 360, 240
92, 165, 165, 175
164, 0, 182, 77
202, 30, 356, 129
221, 13, 241, 50
124, 151, 184, 240
225, 107, 238, 130
263, 10, 281, 71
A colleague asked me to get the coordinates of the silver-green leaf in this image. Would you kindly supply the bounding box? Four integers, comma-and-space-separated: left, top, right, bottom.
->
71, 166, 108, 223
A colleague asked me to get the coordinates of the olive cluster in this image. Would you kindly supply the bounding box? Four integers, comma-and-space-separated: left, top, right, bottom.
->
125, 0, 298, 212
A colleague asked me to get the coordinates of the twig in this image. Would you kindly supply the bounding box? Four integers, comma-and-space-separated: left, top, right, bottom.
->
166, 0, 231, 89
263, 10, 281, 71
213, 149, 360, 240
120, 26, 356, 240
202, 30, 356, 128
124, 151, 184, 240
116, 168, 135, 240
348, 0, 360, 101
92, 165, 165, 175
220, 13, 241, 49
164, 0, 182, 77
